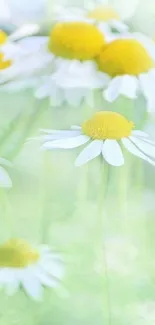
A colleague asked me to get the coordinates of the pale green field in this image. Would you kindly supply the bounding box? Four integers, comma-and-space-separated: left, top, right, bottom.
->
0, 90, 154, 324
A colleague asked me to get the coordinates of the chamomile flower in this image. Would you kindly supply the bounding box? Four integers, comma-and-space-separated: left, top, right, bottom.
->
53, 3, 129, 41
0, 238, 64, 300
0, 24, 40, 78
96, 35, 155, 112
5, 22, 107, 107
0, 157, 12, 188
40, 111, 155, 167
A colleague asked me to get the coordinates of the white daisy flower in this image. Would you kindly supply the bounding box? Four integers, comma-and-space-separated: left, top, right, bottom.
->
1, 22, 108, 107
95, 34, 155, 112
53, 3, 129, 42
0, 24, 40, 78
40, 111, 155, 167
0, 157, 12, 188
0, 238, 64, 300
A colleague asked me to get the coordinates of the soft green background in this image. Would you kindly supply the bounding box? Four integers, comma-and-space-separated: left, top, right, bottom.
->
0, 90, 154, 324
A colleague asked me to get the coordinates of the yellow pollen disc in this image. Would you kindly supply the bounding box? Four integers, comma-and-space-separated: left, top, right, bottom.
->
0, 30, 7, 45
0, 239, 40, 268
87, 5, 120, 22
82, 111, 134, 140
0, 53, 12, 70
49, 22, 105, 60
97, 39, 154, 76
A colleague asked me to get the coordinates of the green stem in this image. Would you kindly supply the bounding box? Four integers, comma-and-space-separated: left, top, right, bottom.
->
0, 110, 23, 148
0, 189, 14, 237
3, 101, 45, 160
97, 160, 112, 325
40, 152, 51, 244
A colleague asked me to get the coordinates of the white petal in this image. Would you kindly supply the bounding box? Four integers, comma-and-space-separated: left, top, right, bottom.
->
16, 36, 48, 53
122, 137, 155, 166
71, 125, 82, 130
9, 24, 40, 41
129, 136, 155, 159
64, 88, 88, 106
102, 140, 124, 166
36, 270, 59, 288
75, 140, 103, 166
42, 135, 90, 149
5, 280, 19, 296
103, 77, 122, 102
120, 75, 138, 98
0, 166, 12, 188
41, 129, 81, 136
22, 274, 43, 300
109, 20, 129, 33
139, 72, 155, 112
131, 130, 149, 138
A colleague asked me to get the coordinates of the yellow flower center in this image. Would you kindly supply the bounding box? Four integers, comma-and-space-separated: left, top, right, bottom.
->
0, 53, 12, 70
97, 39, 154, 76
82, 111, 134, 140
49, 22, 105, 60
0, 239, 40, 268
0, 30, 8, 45
87, 5, 120, 22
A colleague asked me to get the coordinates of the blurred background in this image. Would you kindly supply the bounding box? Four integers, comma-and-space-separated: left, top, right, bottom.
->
1, 0, 155, 36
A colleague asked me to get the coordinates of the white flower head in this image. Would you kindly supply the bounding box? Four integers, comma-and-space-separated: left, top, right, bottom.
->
0, 24, 40, 81
0, 238, 64, 300
95, 33, 155, 113
40, 111, 155, 168
53, 3, 129, 42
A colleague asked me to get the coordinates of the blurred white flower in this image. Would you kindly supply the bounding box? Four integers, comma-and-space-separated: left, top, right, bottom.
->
0, 238, 64, 300
0, 0, 10, 22
5, 0, 48, 25
53, 3, 129, 42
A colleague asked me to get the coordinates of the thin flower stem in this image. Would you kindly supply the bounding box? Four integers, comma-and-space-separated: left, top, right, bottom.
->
0, 110, 23, 148
0, 189, 14, 237
40, 152, 51, 244
3, 101, 45, 160
97, 160, 112, 325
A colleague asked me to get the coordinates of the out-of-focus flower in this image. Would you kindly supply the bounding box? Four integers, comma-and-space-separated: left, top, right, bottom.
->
5, 0, 48, 26
40, 111, 155, 167
0, 24, 40, 80
53, 3, 129, 42
96, 34, 155, 112
0, 157, 12, 188
0, 238, 64, 300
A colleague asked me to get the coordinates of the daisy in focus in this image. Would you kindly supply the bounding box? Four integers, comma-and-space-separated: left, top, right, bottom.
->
53, 3, 129, 41
40, 111, 155, 167
0, 238, 64, 300
0, 157, 12, 188
96, 35, 155, 112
